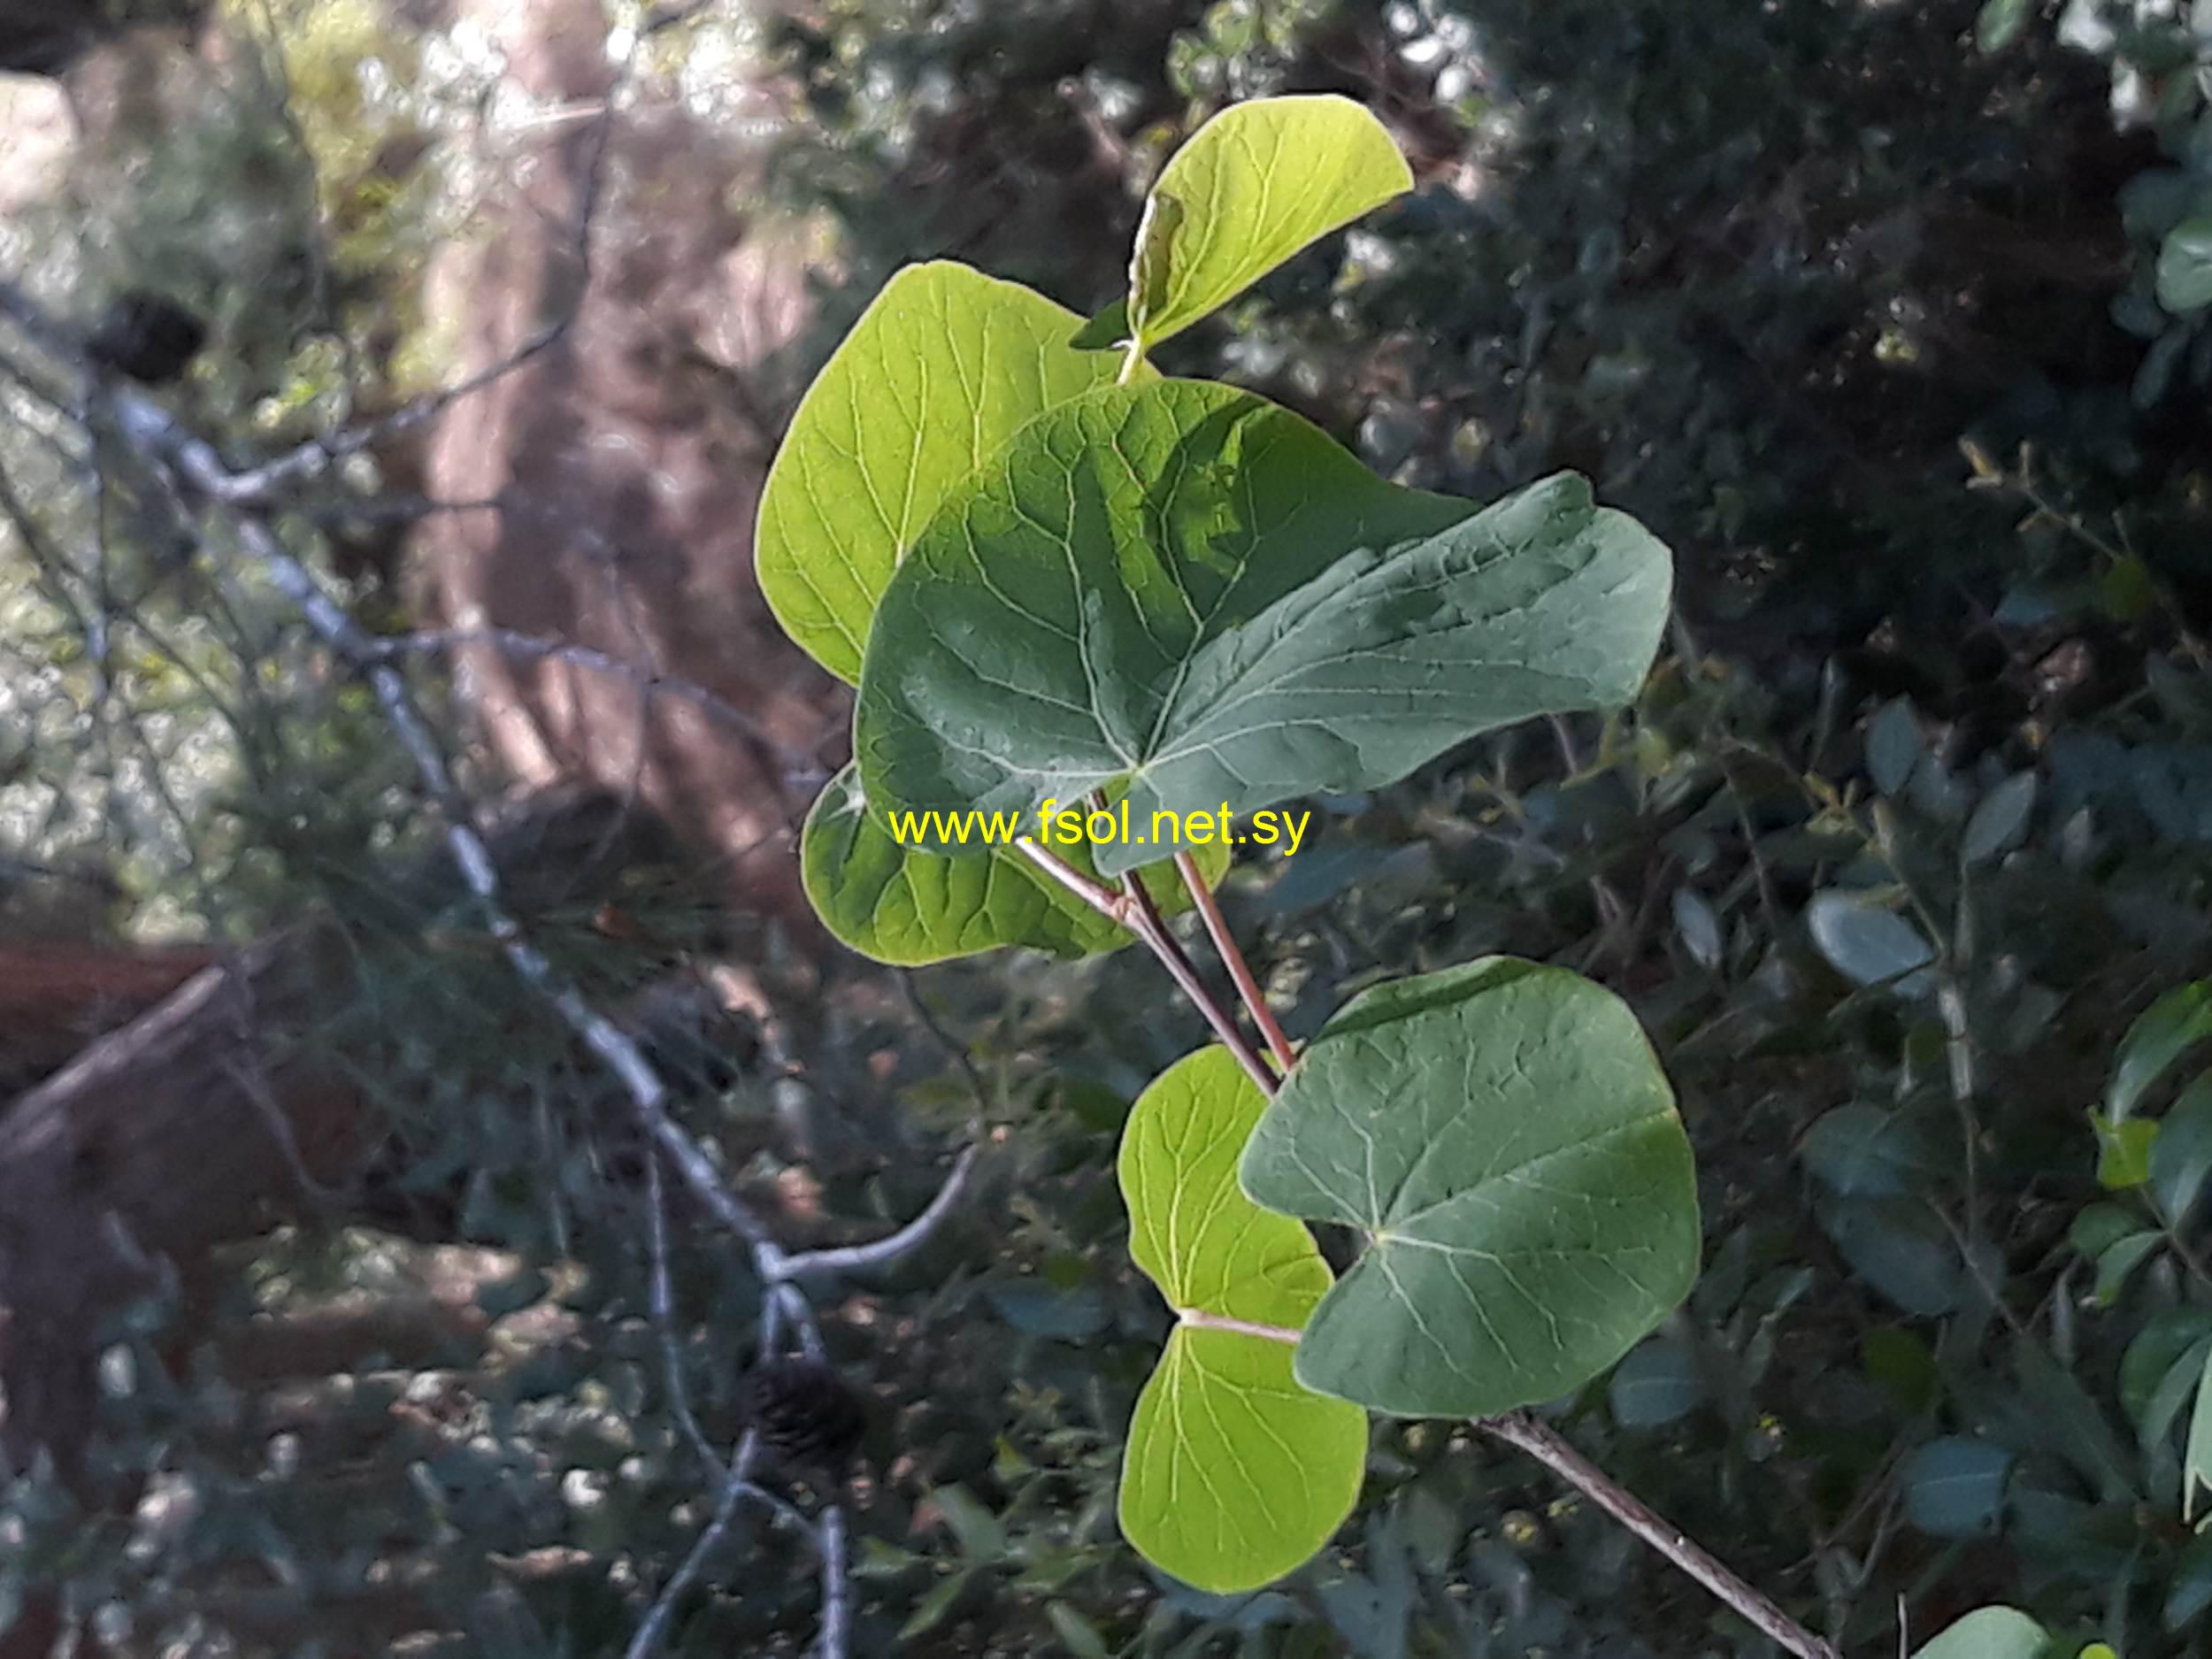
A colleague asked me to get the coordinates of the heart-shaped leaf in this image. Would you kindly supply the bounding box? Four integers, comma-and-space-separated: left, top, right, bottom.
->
1123, 95, 1413, 352
1118, 1047, 1368, 1594
1240, 958, 1699, 1418
856, 379, 1671, 877
798, 764, 1228, 965
756, 261, 1146, 684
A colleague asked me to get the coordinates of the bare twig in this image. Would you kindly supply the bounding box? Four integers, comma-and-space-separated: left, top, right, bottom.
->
1481, 1411, 1840, 1659
1174, 849, 1295, 1071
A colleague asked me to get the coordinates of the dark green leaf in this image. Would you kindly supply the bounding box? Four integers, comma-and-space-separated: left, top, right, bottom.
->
2153, 1071, 2212, 1223
1800, 1103, 1943, 1197
1608, 1338, 1703, 1429
1868, 698, 1922, 795
857, 380, 1671, 876
1962, 772, 2038, 864
1902, 1437, 2013, 1537
1806, 893, 1937, 997
1241, 958, 1700, 1417
2111, 982, 2212, 1120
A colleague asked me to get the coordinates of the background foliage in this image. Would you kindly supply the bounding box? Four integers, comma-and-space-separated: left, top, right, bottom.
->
7, 0, 2212, 1653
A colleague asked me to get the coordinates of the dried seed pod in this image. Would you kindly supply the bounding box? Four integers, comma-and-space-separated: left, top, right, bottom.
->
740, 1357, 868, 1479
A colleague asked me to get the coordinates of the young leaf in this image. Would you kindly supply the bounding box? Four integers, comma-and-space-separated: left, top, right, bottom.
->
798, 764, 1226, 965
1118, 1047, 1367, 1594
1907, 1606, 2051, 1659
1122, 95, 1413, 352
1239, 958, 1700, 1418
755, 261, 1148, 684
856, 380, 1671, 878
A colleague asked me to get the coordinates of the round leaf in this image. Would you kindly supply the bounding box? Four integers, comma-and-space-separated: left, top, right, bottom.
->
856, 380, 1671, 877
1125, 95, 1413, 352
1240, 958, 1701, 1418
799, 764, 1226, 965
1118, 1047, 1368, 1593
756, 261, 1146, 684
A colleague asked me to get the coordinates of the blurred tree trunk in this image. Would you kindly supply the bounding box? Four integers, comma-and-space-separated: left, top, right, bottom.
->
414, 0, 842, 935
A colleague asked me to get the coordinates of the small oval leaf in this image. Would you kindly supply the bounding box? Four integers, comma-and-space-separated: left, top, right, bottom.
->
1902, 1436, 2013, 1538
1806, 891, 1937, 997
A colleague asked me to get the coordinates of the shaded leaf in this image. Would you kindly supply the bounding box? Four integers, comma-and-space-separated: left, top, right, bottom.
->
1975, 0, 2035, 51
2165, 1532, 2212, 1630
1801, 1103, 1943, 1197
1240, 958, 1700, 1417
1909, 1606, 2050, 1659
2157, 216, 2212, 314
1902, 1437, 2013, 1537
1962, 772, 2038, 864
2188, 1345, 2212, 1522
2110, 981, 2212, 1121
1608, 1337, 1703, 1429
2153, 1071, 2212, 1224
1819, 1196, 1962, 1317
1868, 698, 1922, 795
1806, 892, 1937, 997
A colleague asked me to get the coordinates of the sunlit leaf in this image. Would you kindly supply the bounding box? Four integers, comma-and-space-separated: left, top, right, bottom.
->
756, 261, 1148, 683
1123, 95, 1412, 352
799, 764, 1225, 965
1118, 1048, 1367, 1593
